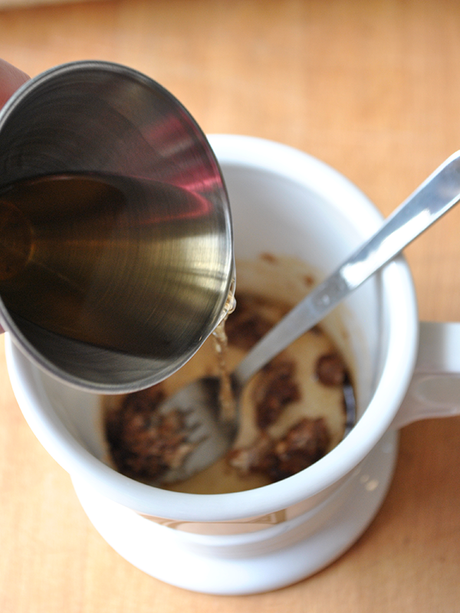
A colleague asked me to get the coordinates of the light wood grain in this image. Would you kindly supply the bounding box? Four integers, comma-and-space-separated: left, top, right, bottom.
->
1, 0, 460, 611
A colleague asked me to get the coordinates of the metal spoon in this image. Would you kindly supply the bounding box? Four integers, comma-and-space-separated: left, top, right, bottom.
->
157, 151, 460, 484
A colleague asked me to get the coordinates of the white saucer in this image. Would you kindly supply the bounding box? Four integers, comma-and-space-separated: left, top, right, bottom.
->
72, 430, 398, 595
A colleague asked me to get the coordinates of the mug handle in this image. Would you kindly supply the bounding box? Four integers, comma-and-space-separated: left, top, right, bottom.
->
391, 321, 460, 429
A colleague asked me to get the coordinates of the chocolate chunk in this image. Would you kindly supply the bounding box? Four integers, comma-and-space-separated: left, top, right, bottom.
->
316, 353, 346, 386
254, 358, 300, 429
104, 386, 194, 482
265, 417, 330, 481
227, 417, 330, 482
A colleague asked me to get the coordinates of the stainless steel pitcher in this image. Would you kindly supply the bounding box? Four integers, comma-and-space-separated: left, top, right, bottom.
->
0, 61, 234, 393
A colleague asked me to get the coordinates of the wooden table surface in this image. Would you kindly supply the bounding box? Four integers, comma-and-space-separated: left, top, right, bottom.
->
1, 0, 460, 611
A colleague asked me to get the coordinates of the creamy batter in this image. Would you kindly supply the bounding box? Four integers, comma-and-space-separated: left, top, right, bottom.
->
102, 254, 353, 494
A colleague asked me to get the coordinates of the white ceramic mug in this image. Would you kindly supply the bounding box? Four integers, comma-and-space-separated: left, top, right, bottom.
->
6, 135, 460, 595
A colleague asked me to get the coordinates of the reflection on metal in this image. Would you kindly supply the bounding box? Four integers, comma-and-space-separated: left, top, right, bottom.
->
0, 61, 234, 392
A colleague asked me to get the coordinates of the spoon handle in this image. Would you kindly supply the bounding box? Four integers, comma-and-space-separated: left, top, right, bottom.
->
233, 151, 460, 386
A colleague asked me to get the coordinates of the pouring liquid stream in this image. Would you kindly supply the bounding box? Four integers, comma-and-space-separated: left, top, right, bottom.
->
212, 280, 237, 423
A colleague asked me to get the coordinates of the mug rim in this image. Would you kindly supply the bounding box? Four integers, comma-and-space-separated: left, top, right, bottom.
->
5, 134, 419, 522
